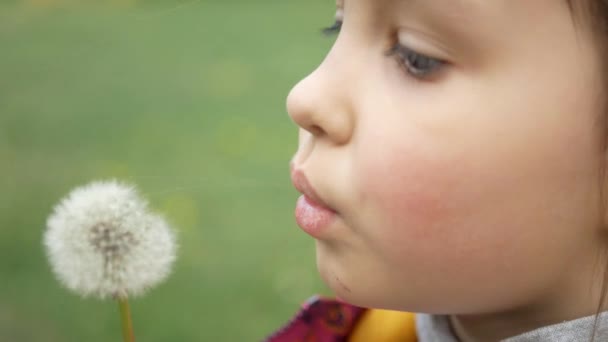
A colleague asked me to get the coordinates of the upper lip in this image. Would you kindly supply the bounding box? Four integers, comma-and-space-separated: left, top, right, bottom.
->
290, 166, 334, 211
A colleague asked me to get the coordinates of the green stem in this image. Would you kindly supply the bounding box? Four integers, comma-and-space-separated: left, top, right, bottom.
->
118, 297, 135, 342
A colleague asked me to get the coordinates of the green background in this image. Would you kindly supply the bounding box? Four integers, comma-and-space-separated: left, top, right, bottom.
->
0, 1, 336, 340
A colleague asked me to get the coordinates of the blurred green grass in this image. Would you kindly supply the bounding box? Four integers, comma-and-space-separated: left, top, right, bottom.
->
0, 1, 336, 340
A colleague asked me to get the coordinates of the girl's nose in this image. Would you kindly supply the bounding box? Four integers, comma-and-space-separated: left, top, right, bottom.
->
286, 62, 355, 145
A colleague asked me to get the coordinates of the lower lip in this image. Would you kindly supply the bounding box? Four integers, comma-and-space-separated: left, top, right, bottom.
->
295, 195, 336, 238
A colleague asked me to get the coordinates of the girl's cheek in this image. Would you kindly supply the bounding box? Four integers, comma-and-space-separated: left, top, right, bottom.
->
357, 140, 471, 242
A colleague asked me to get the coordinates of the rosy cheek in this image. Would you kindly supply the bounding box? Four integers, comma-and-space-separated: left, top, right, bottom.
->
358, 143, 465, 239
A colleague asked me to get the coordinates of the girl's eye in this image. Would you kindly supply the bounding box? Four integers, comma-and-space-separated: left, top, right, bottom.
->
387, 45, 445, 79
322, 20, 342, 36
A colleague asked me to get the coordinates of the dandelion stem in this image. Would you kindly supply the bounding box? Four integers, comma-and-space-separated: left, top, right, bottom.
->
118, 297, 135, 342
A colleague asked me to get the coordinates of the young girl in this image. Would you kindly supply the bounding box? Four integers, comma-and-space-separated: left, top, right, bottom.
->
270, 0, 608, 341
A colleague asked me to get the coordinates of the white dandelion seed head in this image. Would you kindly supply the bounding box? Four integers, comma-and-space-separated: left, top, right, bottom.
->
44, 180, 177, 300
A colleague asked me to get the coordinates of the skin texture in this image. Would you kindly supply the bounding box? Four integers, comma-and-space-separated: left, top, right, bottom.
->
287, 0, 608, 340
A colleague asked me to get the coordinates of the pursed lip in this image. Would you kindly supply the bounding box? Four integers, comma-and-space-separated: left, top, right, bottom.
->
290, 166, 335, 212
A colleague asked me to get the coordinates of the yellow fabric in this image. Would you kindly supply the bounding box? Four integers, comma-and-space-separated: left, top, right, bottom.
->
349, 309, 417, 342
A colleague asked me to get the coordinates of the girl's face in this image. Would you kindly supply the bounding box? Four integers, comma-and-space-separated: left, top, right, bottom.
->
288, 0, 607, 319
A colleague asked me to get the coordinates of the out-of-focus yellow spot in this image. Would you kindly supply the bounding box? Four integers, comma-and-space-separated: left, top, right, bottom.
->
202, 59, 252, 99
161, 194, 200, 232
214, 117, 260, 158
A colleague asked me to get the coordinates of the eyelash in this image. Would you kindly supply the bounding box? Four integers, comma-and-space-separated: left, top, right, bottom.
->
386, 45, 445, 79
321, 20, 445, 80
322, 20, 342, 36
